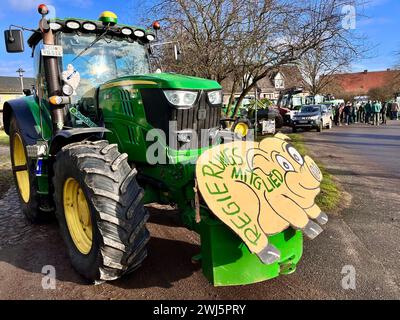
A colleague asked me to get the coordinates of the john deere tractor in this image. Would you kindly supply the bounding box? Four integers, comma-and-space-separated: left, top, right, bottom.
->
2, 5, 302, 285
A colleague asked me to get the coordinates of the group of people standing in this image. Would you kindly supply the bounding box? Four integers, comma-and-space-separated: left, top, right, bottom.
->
333, 100, 399, 126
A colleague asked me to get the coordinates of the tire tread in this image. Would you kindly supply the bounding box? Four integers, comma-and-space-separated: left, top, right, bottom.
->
53, 140, 149, 281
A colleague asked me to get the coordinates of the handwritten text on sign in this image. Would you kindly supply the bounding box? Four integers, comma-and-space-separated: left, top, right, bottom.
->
196, 134, 327, 264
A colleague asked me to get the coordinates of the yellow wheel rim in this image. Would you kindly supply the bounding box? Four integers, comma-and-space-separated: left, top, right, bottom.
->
63, 178, 93, 254
234, 123, 249, 137
12, 133, 30, 203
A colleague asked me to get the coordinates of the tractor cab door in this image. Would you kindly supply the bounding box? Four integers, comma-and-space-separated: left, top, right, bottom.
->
33, 41, 48, 106
32, 40, 53, 134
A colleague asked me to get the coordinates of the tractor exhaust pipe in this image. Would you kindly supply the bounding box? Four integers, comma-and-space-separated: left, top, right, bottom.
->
38, 4, 64, 133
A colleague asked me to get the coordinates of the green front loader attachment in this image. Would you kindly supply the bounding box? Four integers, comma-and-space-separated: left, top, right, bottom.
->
199, 214, 302, 286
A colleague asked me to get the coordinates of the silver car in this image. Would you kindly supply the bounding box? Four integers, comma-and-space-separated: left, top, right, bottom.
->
292, 105, 333, 132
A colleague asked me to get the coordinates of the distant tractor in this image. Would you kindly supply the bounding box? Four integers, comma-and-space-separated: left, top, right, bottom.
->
223, 96, 283, 139
2, 5, 303, 285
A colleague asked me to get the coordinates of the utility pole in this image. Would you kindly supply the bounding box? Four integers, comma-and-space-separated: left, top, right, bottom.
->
16, 68, 25, 93
254, 86, 258, 140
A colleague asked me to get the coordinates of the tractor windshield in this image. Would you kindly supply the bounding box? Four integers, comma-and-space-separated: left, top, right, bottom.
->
60, 32, 150, 98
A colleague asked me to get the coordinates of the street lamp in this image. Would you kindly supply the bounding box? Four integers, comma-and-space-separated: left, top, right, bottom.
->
16, 67, 25, 93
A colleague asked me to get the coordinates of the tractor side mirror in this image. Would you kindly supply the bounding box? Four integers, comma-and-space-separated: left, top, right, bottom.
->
4, 29, 25, 53
23, 89, 32, 96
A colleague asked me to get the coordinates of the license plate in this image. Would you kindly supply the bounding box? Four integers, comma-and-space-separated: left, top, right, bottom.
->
41, 45, 63, 57
299, 120, 308, 123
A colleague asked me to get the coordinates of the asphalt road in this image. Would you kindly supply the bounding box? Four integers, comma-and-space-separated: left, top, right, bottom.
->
0, 121, 399, 300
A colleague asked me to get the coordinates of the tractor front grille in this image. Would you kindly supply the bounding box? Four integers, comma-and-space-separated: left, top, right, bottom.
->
172, 92, 221, 134
140, 89, 221, 146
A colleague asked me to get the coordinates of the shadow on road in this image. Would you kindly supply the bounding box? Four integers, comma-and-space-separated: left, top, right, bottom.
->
146, 205, 184, 228
112, 236, 201, 290
0, 204, 201, 289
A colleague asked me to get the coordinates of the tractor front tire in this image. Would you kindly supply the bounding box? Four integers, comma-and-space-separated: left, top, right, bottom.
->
9, 116, 53, 223
53, 140, 150, 282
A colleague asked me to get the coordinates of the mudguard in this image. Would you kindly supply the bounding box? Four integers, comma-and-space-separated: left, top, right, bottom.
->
2, 96, 50, 145
3, 97, 110, 155
49, 127, 111, 155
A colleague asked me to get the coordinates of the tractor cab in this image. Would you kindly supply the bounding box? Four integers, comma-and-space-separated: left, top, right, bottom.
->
24, 14, 154, 129
20, 13, 224, 152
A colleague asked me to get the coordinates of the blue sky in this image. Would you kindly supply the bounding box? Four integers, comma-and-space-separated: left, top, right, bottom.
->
0, 0, 398, 78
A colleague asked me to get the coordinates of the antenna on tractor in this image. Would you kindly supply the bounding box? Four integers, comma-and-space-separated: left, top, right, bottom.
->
152, 21, 160, 39
38, 4, 50, 33
38, 3, 49, 15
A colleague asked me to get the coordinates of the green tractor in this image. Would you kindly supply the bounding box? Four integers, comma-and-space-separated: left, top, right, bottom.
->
2, 5, 302, 285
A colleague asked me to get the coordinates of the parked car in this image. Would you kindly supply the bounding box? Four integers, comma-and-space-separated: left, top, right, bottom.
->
292, 104, 333, 132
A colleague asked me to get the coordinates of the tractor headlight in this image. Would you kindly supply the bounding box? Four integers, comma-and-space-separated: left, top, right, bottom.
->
134, 29, 145, 38
146, 34, 156, 42
207, 90, 222, 105
82, 22, 97, 31
121, 27, 133, 36
163, 90, 198, 107
66, 20, 81, 30
49, 22, 63, 31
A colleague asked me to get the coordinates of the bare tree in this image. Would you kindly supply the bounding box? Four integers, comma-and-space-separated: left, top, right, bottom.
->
395, 51, 400, 70
147, 0, 363, 116
368, 86, 394, 102
298, 44, 357, 96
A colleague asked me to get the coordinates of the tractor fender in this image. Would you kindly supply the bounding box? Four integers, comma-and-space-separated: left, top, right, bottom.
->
49, 127, 111, 155
2, 97, 42, 145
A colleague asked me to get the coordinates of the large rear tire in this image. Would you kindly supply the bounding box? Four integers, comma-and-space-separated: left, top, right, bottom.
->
9, 116, 53, 223
53, 140, 149, 281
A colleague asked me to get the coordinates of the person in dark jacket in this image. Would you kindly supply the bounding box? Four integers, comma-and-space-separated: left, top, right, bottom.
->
358, 103, 365, 123
381, 102, 388, 125
344, 102, 352, 125
333, 104, 340, 126
364, 101, 372, 124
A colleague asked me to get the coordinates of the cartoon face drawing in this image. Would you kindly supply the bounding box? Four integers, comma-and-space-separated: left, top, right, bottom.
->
196, 133, 328, 265
248, 134, 327, 235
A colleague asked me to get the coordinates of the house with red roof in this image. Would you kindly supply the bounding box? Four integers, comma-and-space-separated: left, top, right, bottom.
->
326, 69, 400, 97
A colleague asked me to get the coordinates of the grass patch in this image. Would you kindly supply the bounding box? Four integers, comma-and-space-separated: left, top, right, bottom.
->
287, 133, 340, 212
0, 130, 9, 145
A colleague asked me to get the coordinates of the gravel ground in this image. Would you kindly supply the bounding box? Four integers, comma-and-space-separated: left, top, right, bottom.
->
0, 146, 12, 197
